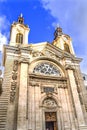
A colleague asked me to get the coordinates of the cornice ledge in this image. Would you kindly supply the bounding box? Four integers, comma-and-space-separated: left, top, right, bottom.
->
29, 73, 67, 81
72, 57, 82, 63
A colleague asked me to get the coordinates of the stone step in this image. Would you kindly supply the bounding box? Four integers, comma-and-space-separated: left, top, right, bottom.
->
0, 112, 7, 115
0, 101, 8, 104
0, 118, 6, 121
0, 102, 8, 104
0, 126, 5, 129
0, 109, 7, 112
0, 97, 9, 99
0, 126, 6, 130
0, 115, 7, 118
0, 108, 7, 110
0, 121, 6, 125
0, 127, 5, 130
0, 105, 8, 107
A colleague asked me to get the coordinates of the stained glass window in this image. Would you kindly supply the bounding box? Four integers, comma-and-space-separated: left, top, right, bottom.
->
33, 63, 61, 76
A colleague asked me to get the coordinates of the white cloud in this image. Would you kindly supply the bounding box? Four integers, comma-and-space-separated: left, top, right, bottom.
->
0, 15, 9, 52
0, 32, 8, 51
40, 0, 87, 74
0, 15, 10, 33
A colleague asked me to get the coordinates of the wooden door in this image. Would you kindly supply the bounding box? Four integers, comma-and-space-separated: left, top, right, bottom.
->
45, 112, 57, 130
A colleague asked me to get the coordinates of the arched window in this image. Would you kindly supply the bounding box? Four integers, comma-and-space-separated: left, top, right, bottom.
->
33, 62, 61, 76
64, 43, 70, 53
16, 33, 23, 44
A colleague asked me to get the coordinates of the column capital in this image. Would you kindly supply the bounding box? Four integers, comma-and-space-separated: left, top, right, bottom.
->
65, 64, 75, 71
18, 57, 30, 64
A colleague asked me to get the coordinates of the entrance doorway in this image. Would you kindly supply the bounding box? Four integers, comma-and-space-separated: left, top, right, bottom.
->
45, 112, 57, 130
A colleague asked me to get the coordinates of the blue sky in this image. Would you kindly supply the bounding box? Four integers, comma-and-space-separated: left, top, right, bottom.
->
0, 0, 87, 74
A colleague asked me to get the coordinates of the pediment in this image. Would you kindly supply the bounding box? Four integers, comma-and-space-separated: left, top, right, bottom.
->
25, 42, 75, 60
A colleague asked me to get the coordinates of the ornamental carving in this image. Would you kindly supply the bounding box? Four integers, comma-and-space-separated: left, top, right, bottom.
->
29, 81, 39, 87
85, 104, 87, 112
12, 72, 17, 80
41, 86, 57, 94
44, 50, 56, 59
10, 91, 16, 102
11, 81, 17, 90
45, 112, 57, 121
10, 60, 18, 103
44, 50, 61, 61
32, 51, 44, 57
65, 65, 75, 70
44, 87, 54, 93
33, 63, 61, 76
13, 60, 18, 71
43, 98, 57, 108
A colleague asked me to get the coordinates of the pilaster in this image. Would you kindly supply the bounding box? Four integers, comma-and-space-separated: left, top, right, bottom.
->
17, 62, 28, 130
67, 68, 85, 126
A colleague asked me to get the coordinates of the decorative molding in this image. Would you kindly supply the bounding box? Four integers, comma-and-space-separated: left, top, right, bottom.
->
41, 85, 58, 94
85, 103, 87, 112
13, 60, 18, 71
45, 112, 57, 121
42, 98, 58, 108
32, 51, 44, 57
29, 81, 39, 87
65, 64, 75, 70
19, 57, 30, 64
58, 84, 67, 89
10, 60, 18, 103
12, 72, 17, 80
10, 81, 17, 102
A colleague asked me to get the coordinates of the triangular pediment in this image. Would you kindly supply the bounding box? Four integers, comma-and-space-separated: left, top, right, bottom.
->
23, 42, 75, 60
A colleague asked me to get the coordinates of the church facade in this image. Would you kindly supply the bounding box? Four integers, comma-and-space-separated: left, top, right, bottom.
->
0, 15, 87, 130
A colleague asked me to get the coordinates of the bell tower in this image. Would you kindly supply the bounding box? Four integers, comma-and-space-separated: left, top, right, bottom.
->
52, 27, 75, 55
10, 14, 30, 46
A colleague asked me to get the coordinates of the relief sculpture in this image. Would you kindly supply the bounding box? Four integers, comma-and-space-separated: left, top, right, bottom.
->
10, 60, 18, 103
43, 98, 57, 108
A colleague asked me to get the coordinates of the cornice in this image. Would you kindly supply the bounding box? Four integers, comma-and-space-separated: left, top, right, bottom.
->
29, 73, 67, 81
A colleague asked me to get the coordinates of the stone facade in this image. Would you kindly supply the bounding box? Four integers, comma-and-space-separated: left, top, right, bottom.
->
0, 15, 87, 130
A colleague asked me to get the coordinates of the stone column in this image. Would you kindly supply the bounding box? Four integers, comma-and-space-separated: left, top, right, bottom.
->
17, 62, 28, 130
67, 69, 85, 125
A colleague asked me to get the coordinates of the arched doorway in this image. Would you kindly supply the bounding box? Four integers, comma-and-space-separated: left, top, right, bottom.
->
42, 97, 59, 130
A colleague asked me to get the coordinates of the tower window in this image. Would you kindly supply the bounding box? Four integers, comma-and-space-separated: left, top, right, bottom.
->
16, 33, 23, 44
64, 43, 70, 53
83, 76, 86, 80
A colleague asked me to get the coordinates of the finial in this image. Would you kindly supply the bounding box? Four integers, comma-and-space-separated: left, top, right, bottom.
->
20, 13, 23, 17
54, 25, 63, 39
